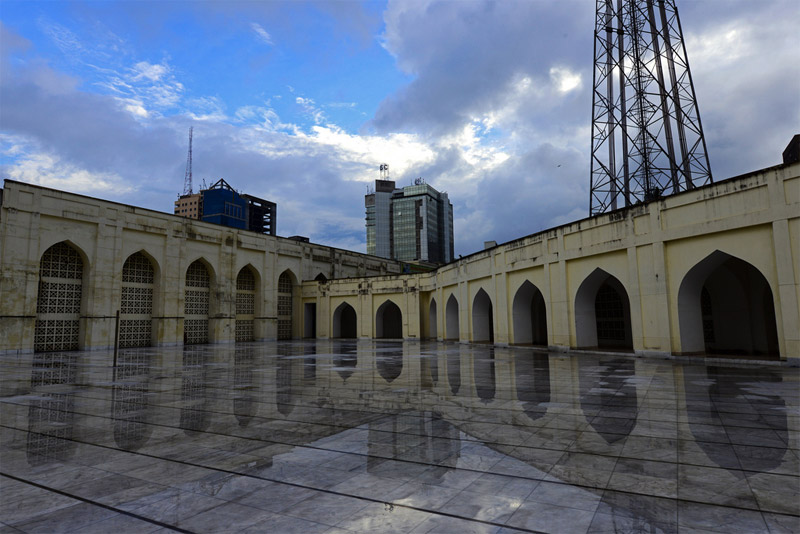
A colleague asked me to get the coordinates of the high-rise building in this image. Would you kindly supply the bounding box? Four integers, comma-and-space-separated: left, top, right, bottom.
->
366, 175, 454, 264
174, 179, 277, 236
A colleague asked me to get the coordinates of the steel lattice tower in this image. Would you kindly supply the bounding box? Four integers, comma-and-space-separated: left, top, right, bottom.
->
589, 0, 712, 215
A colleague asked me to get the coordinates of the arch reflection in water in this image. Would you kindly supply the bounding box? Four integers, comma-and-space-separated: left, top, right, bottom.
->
112, 350, 153, 451
276, 347, 297, 417
27, 351, 78, 466
180, 347, 210, 435
514, 352, 551, 421
473, 345, 496, 402
447, 346, 461, 395
578, 357, 637, 444
684, 366, 788, 475
420, 346, 438, 389
376, 341, 404, 383
233, 346, 256, 427
333, 340, 358, 381
367, 411, 461, 482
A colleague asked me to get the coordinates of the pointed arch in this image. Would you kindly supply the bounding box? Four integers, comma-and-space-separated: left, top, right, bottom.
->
184, 259, 211, 345
236, 265, 259, 342
428, 298, 438, 340
277, 269, 297, 340
472, 288, 494, 343
314, 273, 328, 282
575, 268, 633, 350
445, 294, 460, 341
120, 251, 156, 348
333, 302, 358, 338
678, 251, 779, 357
35, 241, 86, 352
512, 280, 548, 346
376, 299, 403, 339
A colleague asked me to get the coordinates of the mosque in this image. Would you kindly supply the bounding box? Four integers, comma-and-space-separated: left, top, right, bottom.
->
0, 141, 798, 364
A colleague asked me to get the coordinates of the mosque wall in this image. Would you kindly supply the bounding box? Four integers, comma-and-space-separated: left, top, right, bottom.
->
1, 160, 798, 362
311, 162, 800, 362
0, 181, 402, 353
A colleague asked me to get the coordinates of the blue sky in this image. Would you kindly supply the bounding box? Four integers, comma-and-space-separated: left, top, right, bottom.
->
1, 1, 798, 256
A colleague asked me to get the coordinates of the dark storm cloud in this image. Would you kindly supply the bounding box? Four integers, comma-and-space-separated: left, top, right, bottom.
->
372, 1, 593, 136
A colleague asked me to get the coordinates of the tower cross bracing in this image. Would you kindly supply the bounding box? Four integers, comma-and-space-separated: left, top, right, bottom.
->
590, 0, 712, 215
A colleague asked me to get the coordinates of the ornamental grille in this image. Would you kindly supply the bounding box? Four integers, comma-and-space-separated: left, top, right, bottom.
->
236, 320, 254, 342
184, 260, 210, 345
186, 261, 211, 287
119, 319, 152, 348
120, 253, 154, 348
35, 243, 83, 352
122, 252, 154, 284
121, 287, 153, 315
595, 283, 626, 342
184, 319, 209, 345
277, 295, 292, 317
34, 319, 79, 352
237, 268, 255, 291
236, 293, 255, 315
36, 282, 82, 314
39, 242, 82, 279
277, 272, 293, 340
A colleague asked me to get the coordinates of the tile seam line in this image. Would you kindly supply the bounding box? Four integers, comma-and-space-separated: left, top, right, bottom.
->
1, 427, 551, 534
3, 397, 791, 480
6, 425, 795, 520
0, 472, 198, 534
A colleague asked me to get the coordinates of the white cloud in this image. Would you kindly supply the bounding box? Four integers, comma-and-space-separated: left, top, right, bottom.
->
250, 22, 273, 45
3, 150, 135, 195
549, 67, 582, 94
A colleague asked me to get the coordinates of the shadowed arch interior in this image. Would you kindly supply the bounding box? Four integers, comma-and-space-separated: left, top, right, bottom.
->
376, 300, 403, 339
575, 269, 633, 350
333, 302, 357, 338
428, 298, 438, 339
678, 251, 779, 357
445, 294, 460, 341
512, 280, 547, 345
472, 289, 494, 343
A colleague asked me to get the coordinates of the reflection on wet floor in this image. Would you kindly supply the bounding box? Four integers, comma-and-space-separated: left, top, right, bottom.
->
1, 340, 798, 533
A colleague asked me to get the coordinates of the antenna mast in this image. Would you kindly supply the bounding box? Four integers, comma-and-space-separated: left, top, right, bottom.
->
589, 0, 712, 215
183, 127, 193, 195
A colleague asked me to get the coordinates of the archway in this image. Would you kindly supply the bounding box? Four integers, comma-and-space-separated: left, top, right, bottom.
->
184, 260, 211, 345
472, 289, 494, 343
678, 251, 779, 357
235, 266, 257, 342
512, 281, 547, 345
445, 294, 460, 341
35, 242, 85, 352
120, 251, 156, 348
428, 298, 438, 339
575, 269, 633, 350
333, 302, 357, 338
314, 273, 327, 282
277, 270, 296, 340
376, 300, 403, 339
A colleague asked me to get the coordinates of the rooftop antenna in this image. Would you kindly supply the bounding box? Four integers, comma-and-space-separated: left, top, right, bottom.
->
183, 127, 193, 195
589, 0, 712, 215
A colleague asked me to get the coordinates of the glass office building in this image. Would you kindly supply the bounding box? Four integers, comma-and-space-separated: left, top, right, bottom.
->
365, 179, 454, 264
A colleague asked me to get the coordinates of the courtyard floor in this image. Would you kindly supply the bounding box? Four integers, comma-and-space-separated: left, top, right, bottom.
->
1, 340, 798, 533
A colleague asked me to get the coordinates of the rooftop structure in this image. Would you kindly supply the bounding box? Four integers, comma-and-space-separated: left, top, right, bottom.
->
366, 169, 454, 265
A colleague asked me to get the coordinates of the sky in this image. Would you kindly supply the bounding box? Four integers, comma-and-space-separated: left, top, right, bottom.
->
1, 1, 798, 256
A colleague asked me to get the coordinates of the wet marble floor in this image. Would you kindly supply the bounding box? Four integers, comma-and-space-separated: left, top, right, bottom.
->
1, 340, 798, 533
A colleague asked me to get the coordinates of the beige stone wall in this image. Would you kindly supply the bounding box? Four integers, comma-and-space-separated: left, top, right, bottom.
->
311, 162, 800, 361
0, 181, 402, 353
